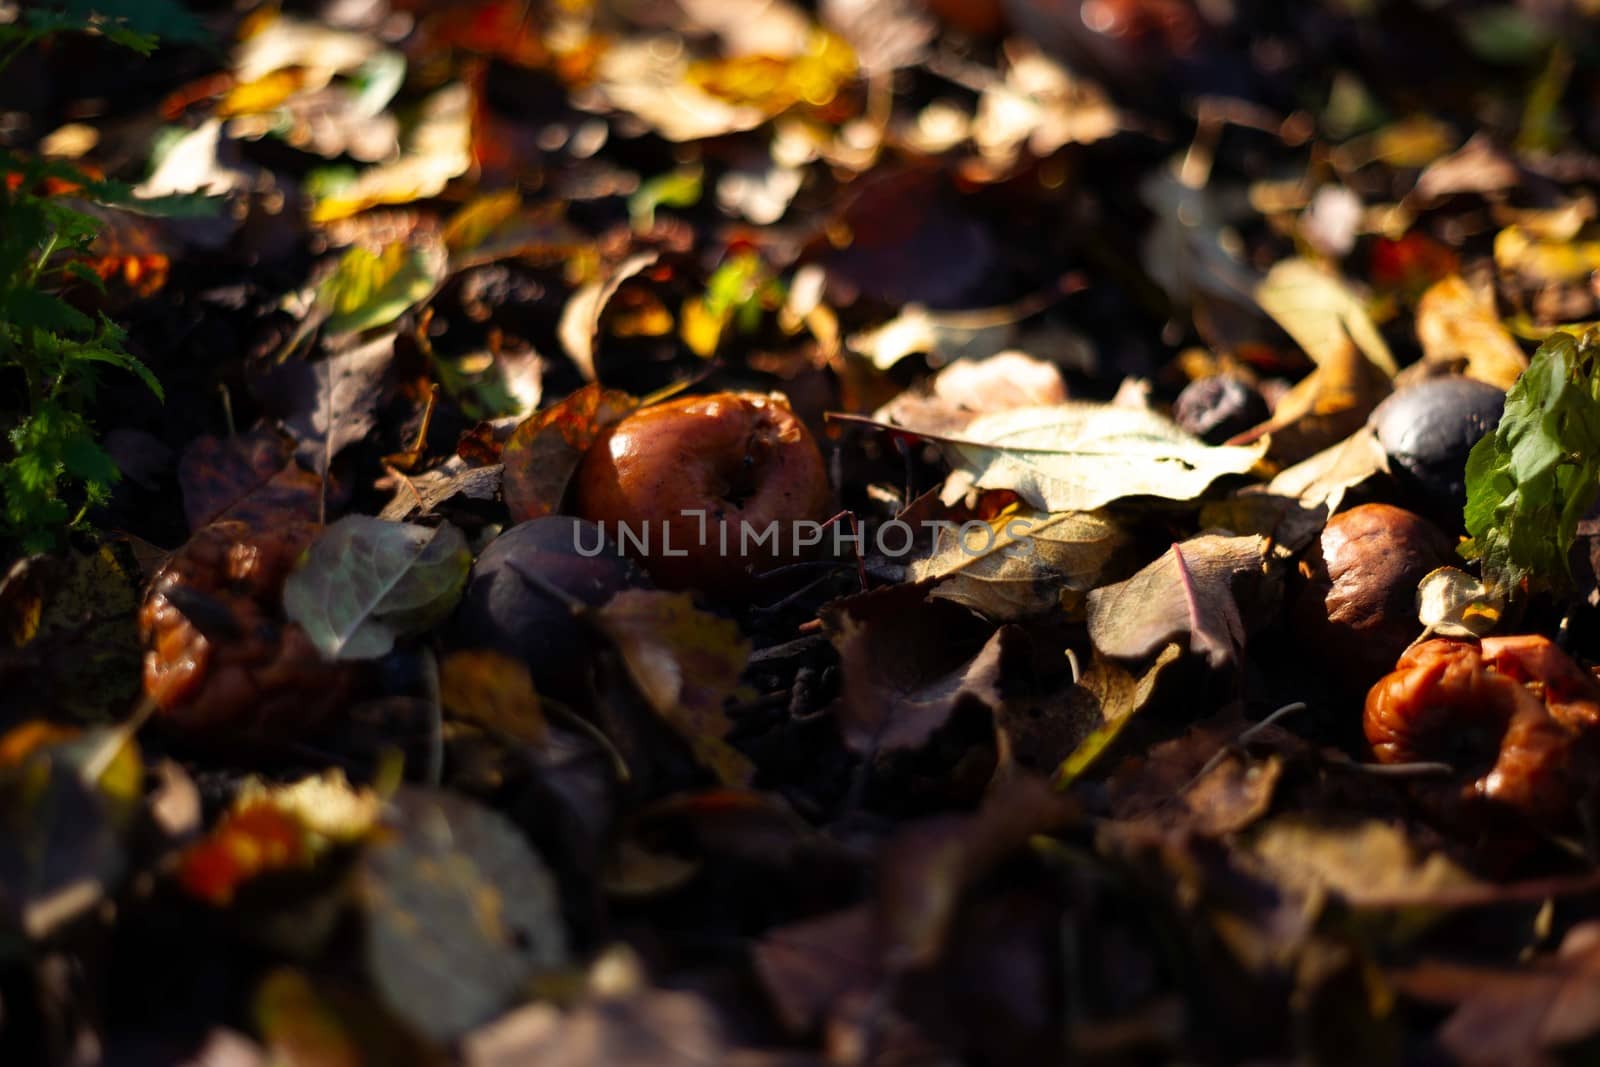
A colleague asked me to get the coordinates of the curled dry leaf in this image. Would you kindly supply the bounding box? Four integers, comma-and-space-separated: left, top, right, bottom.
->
378, 458, 502, 523
908, 507, 1128, 620
558, 252, 660, 382
593, 589, 754, 785
878, 403, 1267, 512
1231, 331, 1393, 465
282, 516, 471, 660
1415, 275, 1528, 389
1415, 566, 1504, 639
1086, 534, 1272, 669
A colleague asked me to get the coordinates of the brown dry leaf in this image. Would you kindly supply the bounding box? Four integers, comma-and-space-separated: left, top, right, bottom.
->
1086, 534, 1272, 669
1415, 275, 1528, 389
1105, 716, 1284, 835
378, 460, 503, 523
1051, 643, 1185, 785
824, 584, 1016, 757
909, 507, 1129, 620
908, 403, 1267, 512
255, 331, 397, 476
1256, 258, 1397, 376
593, 590, 754, 786
178, 427, 322, 531
1392, 922, 1600, 1067
558, 252, 661, 381
500, 384, 640, 522
1231, 332, 1392, 464
1261, 423, 1390, 513
1246, 816, 1478, 912
439, 649, 546, 745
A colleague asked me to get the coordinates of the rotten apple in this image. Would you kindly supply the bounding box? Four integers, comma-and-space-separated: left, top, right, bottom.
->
573, 391, 832, 590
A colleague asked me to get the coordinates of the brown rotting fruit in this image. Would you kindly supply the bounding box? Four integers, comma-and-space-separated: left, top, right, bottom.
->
1364, 635, 1600, 821
1291, 503, 1456, 687
140, 520, 358, 741
573, 391, 831, 590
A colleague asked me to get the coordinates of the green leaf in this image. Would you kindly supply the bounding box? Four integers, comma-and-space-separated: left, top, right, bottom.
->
282, 516, 471, 660
0, 287, 93, 338
628, 164, 703, 231
1461, 329, 1600, 595
317, 242, 444, 336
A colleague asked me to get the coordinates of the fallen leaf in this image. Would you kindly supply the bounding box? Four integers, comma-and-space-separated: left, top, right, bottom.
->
1256, 257, 1398, 376
824, 584, 1016, 757
316, 241, 445, 337
1247, 816, 1478, 912
1086, 534, 1271, 669
1261, 423, 1390, 513
1053, 643, 1186, 785
379, 459, 503, 523
877, 775, 1077, 967
909, 507, 1128, 620
439, 649, 546, 744
259, 330, 396, 475
1415, 275, 1529, 389
283, 516, 471, 660
1230, 330, 1392, 464
972, 40, 1120, 166
1392, 921, 1600, 1067
753, 906, 880, 1034
557, 252, 661, 382
500, 384, 640, 522
1415, 565, 1504, 638
882, 403, 1266, 513
360, 788, 568, 1043
1495, 223, 1600, 286
593, 590, 754, 785
1104, 712, 1283, 833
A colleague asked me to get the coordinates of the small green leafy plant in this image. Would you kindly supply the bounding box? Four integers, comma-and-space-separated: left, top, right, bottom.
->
1461, 328, 1600, 597
0, 1, 205, 552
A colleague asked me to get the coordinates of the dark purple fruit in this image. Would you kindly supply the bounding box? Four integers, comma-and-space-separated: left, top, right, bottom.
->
449, 517, 649, 695
1172, 375, 1270, 445
1369, 377, 1505, 519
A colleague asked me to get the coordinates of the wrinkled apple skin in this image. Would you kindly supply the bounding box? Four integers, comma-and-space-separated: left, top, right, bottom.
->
573, 391, 832, 590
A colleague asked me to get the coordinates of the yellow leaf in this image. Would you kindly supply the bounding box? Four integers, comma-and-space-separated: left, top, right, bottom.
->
439, 649, 547, 744
595, 591, 754, 785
